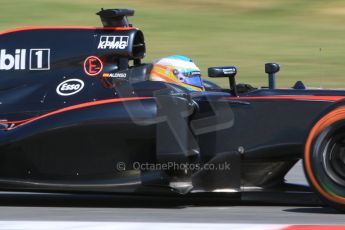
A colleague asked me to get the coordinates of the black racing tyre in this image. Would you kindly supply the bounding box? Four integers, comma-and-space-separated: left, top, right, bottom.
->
304, 106, 345, 212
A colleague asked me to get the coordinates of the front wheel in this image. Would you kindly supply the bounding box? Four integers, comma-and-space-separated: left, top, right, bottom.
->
304, 106, 345, 212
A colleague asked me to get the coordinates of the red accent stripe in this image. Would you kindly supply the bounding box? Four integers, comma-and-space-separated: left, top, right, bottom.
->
224, 95, 345, 101
0, 26, 136, 36
281, 226, 345, 230
2, 97, 152, 129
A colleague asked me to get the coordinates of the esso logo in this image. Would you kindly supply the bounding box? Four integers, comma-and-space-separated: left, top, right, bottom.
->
56, 79, 84, 96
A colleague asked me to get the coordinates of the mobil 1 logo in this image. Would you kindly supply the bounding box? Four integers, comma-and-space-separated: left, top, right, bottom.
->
29, 49, 50, 70
0, 48, 50, 71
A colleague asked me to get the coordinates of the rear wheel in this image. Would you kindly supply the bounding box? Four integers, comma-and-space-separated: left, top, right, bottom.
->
304, 106, 345, 212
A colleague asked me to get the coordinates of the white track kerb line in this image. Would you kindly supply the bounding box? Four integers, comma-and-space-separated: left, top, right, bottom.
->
0, 222, 288, 230
0, 221, 343, 229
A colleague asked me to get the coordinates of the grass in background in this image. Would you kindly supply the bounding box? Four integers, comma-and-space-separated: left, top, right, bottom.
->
2, 0, 345, 88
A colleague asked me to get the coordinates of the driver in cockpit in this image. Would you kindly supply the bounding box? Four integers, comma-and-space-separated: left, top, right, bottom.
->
149, 55, 204, 91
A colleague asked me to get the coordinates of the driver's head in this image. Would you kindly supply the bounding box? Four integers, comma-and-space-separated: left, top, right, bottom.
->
149, 55, 204, 91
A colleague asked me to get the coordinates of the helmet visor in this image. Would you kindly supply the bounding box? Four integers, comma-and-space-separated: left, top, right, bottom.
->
183, 75, 203, 88
177, 71, 203, 89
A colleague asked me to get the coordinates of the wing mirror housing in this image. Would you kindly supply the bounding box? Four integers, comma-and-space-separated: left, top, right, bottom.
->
208, 66, 238, 96
265, 63, 280, 89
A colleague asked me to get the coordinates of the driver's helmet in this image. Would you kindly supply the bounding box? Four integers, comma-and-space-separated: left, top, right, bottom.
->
149, 55, 204, 91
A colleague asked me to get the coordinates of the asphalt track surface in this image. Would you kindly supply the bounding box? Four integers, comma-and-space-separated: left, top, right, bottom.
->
0, 161, 343, 228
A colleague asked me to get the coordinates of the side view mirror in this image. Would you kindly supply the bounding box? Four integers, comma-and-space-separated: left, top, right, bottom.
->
208, 66, 238, 96
265, 63, 280, 89
208, 66, 237, 78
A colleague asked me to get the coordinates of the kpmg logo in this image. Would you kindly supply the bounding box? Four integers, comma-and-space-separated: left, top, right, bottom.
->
97, 36, 129, 50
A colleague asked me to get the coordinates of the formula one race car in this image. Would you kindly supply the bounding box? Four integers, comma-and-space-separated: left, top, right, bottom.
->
0, 8, 345, 212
